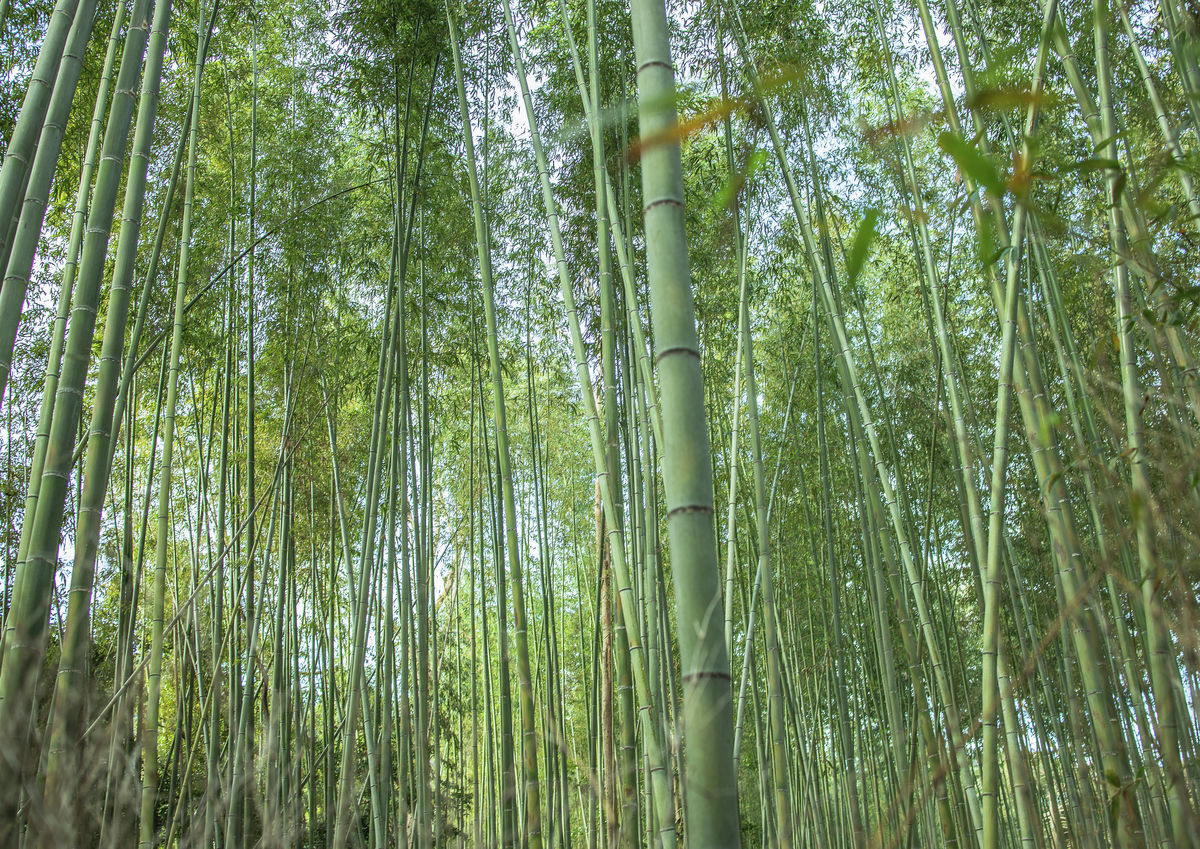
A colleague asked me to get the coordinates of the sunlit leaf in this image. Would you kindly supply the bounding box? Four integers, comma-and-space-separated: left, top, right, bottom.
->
938, 130, 1005, 196
844, 209, 879, 288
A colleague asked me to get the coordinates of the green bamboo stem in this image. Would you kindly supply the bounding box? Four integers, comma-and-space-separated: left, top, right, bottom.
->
1095, 1, 1194, 842
476, 2, 684, 845
0, 0, 120, 674
629, 1, 742, 845
0, 1, 146, 825
447, 7, 542, 846
737, 216, 795, 848
0, 0, 85, 400
42, 0, 173, 828
139, 3, 209, 841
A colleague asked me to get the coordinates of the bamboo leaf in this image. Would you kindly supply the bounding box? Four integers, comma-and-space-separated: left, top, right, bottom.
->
844, 209, 879, 289
938, 130, 1005, 196
1067, 157, 1123, 173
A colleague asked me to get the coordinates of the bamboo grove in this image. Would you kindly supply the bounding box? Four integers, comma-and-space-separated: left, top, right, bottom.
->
0, 0, 1198, 845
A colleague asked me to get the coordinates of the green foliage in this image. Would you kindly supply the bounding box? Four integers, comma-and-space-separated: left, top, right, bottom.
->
0, 0, 1198, 845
